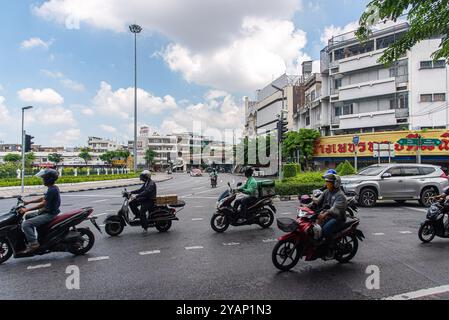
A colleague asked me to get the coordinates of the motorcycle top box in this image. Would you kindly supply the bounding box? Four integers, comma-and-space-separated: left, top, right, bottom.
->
256, 180, 276, 198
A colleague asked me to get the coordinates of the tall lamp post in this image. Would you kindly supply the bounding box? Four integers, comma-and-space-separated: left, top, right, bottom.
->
271, 84, 285, 180
129, 24, 142, 172
21, 106, 33, 193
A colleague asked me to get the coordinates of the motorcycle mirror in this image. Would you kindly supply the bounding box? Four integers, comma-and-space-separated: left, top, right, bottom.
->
228, 182, 231, 188
237, 182, 243, 187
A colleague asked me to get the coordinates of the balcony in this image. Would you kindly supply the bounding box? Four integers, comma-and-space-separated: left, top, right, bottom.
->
334, 109, 399, 130
338, 77, 396, 101
339, 49, 384, 74
395, 108, 409, 118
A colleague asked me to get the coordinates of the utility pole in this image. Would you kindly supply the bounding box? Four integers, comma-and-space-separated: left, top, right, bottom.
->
417, 135, 422, 164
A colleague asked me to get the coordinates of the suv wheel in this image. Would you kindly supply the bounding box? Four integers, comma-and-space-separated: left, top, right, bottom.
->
359, 188, 377, 207
419, 187, 437, 208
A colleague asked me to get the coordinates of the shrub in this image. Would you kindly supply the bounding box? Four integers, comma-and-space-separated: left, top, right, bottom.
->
338, 160, 356, 176
282, 171, 324, 184
275, 181, 323, 196
282, 163, 301, 179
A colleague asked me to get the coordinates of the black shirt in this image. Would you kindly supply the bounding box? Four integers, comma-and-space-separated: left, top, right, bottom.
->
44, 185, 61, 216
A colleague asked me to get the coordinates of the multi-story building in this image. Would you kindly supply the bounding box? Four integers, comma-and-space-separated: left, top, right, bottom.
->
88, 136, 123, 153
0, 144, 21, 152
320, 22, 449, 135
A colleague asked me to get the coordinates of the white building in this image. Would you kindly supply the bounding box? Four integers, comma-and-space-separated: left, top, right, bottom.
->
319, 22, 449, 135
88, 136, 124, 153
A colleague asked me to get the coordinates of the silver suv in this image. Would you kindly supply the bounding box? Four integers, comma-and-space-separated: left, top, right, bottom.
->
341, 164, 449, 207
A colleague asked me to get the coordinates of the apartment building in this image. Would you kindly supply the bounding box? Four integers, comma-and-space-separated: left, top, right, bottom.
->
319, 22, 448, 135
87, 136, 123, 153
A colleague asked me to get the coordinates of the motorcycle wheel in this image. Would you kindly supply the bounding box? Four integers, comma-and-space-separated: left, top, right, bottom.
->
68, 228, 95, 256
418, 222, 436, 243
155, 220, 172, 232
335, 234, 358, 263
272, 240, 301, 271
105, 222, 124, 237
258, 210, 274, 229
0, 238, 12, 265
211, 214, 229, 233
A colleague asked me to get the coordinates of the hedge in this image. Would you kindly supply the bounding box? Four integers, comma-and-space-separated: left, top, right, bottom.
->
282, 171, 324, 184
337, 160, 356, 176
282, 163, 301, 179
275, 181, 323, 196
0, 173, 139, 187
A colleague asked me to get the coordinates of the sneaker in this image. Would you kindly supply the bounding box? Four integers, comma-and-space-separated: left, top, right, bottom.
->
17, 243, 40, 255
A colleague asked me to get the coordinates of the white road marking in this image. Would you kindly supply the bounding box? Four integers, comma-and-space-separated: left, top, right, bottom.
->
281, 212, 293, 215
373, 233, 385, 236
88, 256, 110, 262
399, 231, 413, 234
192, 218, 204, 221
106, 209, 117, 212
262, 239, 277, 243
27, 263, 51, 270
185, 246, 203, 250
405, 207, 427, 214
92, 199, 108, 203
383, 285, 449, 300
180, 194, 193, 198
62, 195, 121, 198
193, 186, 205, 190
139, 250, 161, 256
223, 242, 240, 246
94, 213, 108, 217
99, 224, 105, 227
194, 206, 204, 208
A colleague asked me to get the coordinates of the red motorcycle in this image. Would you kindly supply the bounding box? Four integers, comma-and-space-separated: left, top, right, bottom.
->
272, 197, 364, 271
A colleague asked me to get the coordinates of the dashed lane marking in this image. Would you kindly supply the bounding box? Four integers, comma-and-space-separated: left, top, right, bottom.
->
27, 263, 51, 270
185, 246, 204, 250
92, 199, 108, 203
373, 233, 385, 236
383, 285, 449, 300
280, 212, 293, 215
262, 239, 277, 243
223, 242, 240, 246
399, 231, 413, 234
192, 218, 204, 221
94, 213, 108, 217
139, 250, 161, 256
99, 224, 105, 227
194, 206, 204, 208
88, 256, 110, 262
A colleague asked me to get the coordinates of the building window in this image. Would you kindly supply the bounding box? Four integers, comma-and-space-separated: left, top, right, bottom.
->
305, 115, 310, 126
433, 60, 446, 69
335, 106, 342, 117
420, 94, 433, 102
420, 61, 433, 69
376, 32, 405, 50
434, 93, 446, 102
343, 103, 353, 115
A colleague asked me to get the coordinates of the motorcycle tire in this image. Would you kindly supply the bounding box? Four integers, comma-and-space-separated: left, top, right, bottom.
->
272, 239, 301, 271
68, 228, 95, 256
258, 209, 274, 229
105, 222, 124, 237
335, 234, 358, 263
418, 222, 436, 243
0, 238, 13, 265
211, 213, 229, 233
155, 220, 172, 232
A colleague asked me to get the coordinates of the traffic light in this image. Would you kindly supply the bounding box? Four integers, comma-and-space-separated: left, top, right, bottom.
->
277, 113, 288, 143
25, 134, 34, 152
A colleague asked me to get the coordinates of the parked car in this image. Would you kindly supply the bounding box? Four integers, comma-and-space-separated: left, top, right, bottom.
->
341, 164, 449, 207
190, 169, 203, 177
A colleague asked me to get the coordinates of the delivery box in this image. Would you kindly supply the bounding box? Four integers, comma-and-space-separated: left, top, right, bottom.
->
156, 194, 178, 205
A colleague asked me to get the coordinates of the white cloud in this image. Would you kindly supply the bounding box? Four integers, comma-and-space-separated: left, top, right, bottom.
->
38, 106, 76, 125
20, 37, 53, 50
41, 69, 85, 92
81, 107, 95, 116
18, 88, 64, 105
34, 0, 306, 93
51, 128, 81, 146
320, 21, 360, 45
0, 96, 12, 124
92, 81, 177, 119
100, 124, 117, 133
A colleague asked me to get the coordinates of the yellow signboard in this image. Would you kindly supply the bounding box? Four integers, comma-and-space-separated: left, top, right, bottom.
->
314, 130, 449, 158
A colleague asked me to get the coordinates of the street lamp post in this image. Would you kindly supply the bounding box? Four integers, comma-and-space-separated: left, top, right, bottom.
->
21, 106, 33, 193
129, 24, 142, 172
271, 84, 285, 180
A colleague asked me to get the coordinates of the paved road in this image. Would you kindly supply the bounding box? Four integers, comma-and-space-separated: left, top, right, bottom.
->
1, 173, 448, 300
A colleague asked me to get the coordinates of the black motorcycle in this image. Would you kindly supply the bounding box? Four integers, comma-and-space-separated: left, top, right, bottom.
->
418, 199, 449, 243
210, 182, 277, 233
210, 175, 218, 188
104, 189, 185, 236
0, 196, 100, 264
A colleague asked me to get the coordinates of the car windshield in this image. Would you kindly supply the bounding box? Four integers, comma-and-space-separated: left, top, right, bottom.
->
357, 166, 385, 176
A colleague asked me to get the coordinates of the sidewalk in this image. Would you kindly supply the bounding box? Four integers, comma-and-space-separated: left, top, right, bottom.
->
0, 174, 173, 199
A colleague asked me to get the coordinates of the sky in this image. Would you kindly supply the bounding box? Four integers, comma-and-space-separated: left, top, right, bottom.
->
0, 0, 371, 147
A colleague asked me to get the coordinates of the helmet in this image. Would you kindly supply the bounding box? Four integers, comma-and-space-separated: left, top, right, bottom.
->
244, 167, 254, 178
324, 169, 337, 176
323, 173, 341, 189
139, 170, 151, 182
36, 169, 59, 185
299, 194, 312, 205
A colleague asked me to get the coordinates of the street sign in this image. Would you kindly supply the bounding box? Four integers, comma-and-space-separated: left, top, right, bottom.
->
353, 135, 360, 145
397, 138, 442, 147
397, 138, 419, 146
373, 143, 394, 151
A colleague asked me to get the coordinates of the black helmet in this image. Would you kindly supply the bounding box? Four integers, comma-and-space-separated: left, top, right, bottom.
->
323, 173, 341, 189
244, 167, 254, 178
36, 169, 59, 185
139, 170, 151, 182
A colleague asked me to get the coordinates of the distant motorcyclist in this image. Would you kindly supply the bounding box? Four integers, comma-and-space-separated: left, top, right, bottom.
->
129, 170, 156, 231
234, 167, 258, 222
314, 173, 347, 240
210, 168, 218, 187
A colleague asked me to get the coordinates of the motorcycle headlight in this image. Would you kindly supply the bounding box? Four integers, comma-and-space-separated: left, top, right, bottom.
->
297, 209, 306, 218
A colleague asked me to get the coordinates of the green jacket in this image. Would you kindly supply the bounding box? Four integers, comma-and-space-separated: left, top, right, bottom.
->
239, 177, 258, 197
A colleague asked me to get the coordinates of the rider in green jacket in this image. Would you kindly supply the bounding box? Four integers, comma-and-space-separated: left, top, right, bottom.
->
235, 167, 258, 222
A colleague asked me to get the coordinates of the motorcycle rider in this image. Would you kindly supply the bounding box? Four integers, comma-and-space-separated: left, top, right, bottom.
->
430, 186, 449, 202
234, 167, 258, 222
210, 168, 218, 185
17, 169, 61, 254
319, 169, 338, 192
314, 173, 347, 240
129, 170, 156, 231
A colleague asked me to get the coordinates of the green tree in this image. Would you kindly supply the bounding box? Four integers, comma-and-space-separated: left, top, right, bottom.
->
3, 153, 21, 163
78, 148, 92, 165
357, 0, 449, 65
48, 153, 63, 166
25, 153, 35, 168
282, 129, 321, 170
338, 160, 357, 176
144, 149, 157, 169
100, 151, 114, 165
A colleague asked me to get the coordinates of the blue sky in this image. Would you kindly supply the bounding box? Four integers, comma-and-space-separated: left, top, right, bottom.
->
0, 0, 370, 147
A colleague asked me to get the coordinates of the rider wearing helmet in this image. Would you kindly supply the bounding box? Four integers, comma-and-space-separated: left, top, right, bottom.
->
129, 170, 157, 231
234, 167, 258, 222
18, 169, 61, 254
315, 173, 348, 240
319, 169, 338, 192
430, 186, 449, 202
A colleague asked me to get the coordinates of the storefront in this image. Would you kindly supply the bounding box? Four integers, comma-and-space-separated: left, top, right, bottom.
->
314, 130, 449, 172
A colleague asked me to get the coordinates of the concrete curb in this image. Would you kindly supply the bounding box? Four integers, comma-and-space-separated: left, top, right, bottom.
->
0, 176, 173, 200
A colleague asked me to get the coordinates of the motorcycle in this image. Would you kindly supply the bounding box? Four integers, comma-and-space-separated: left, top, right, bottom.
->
272, 195, 364, 271
0, 196, 101, 265
104, 189, 185, 236
418, 198, 449, 243
210, 182, 277, 233
210, 175, 218, 188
